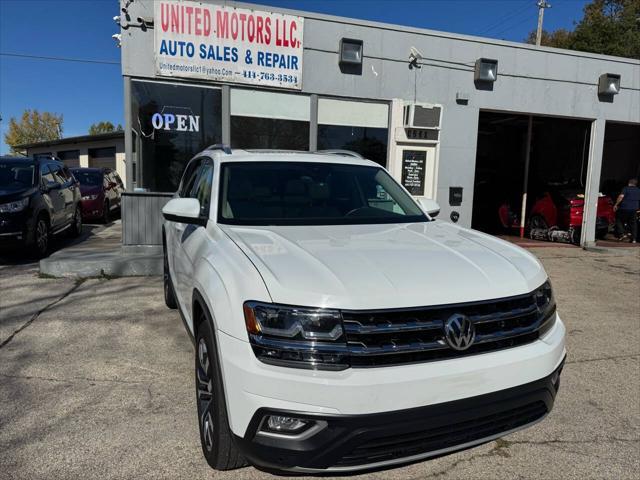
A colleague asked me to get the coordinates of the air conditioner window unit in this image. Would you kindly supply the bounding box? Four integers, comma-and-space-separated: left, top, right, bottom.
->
404, 103, 442, 129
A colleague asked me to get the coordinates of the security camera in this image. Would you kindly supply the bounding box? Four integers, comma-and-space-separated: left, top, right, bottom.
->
113, 15, 120, 25
112, 33, 122, 47
137, 16, 154, 26
409, 46, 423, 70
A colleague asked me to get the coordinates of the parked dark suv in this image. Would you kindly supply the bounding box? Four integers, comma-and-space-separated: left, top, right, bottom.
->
0, 156, 82, 256
70, 168, 124, 223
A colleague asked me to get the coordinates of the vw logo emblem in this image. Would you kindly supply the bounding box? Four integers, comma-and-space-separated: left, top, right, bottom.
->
444, 314, 475, 351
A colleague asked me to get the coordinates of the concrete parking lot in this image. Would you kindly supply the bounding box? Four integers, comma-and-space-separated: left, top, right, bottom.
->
0, 247, 638, 480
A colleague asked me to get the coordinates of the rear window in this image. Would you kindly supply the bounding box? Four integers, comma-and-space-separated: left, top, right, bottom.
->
72, 170, 103, 186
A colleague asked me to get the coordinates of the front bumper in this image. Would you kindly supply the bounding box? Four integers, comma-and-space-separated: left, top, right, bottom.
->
80, 198, 105, 220
0, 211, 31, 245
234, 358, 564, 472
218, 314, 566, 472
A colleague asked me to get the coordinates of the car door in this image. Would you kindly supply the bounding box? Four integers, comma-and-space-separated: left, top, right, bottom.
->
50, 164, 75, 226
174, 160, 214, 309
168, 158, 203, 307
40, 163, 65, 228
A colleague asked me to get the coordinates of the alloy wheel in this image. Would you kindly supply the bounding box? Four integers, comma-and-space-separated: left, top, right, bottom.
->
197, 338, 214, 452
36, 219, 48, 254
75, 207, 82, 232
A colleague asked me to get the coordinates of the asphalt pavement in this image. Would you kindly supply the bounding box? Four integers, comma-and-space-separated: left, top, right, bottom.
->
0, 246, 638, 479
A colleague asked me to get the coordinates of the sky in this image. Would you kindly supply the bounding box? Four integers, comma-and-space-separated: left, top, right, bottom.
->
0, 0, 590, 154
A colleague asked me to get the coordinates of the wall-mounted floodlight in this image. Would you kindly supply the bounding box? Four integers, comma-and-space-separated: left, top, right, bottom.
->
598, 73, 621, 96
339, 38, 363, 66
474, 58, 498, 83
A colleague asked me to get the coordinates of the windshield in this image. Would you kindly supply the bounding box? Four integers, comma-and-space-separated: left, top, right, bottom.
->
219, 162, 427, 226
72, 170, 103, 186
0, 161, 35, 188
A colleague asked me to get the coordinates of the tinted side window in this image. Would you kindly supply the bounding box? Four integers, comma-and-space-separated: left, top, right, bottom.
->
62, 167, 73, 182
49, 164, 66, 185
190, 163, 214, 216
40, 164, 54, 185
179, 159, 202, 197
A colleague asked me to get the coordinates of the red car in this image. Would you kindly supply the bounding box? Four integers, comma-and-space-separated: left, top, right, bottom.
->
70, 168, 124, 223
530, 189, 614, 243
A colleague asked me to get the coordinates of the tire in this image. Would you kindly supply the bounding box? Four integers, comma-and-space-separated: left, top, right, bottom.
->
529, 215, 548, 231
195, 316, 247, 471
163, 247, 177, 309
570, 227, 581, 245
102, 201, 110, 224
31, 215, 50, 258
69, 205, 83, 238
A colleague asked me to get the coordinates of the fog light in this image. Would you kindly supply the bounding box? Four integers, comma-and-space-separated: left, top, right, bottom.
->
265, 415, 309, 433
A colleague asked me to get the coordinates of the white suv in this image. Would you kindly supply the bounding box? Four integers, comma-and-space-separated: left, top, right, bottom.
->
162, 146, 566, 473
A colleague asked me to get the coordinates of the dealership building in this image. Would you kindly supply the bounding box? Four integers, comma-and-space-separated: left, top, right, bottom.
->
118, 0, 639, 246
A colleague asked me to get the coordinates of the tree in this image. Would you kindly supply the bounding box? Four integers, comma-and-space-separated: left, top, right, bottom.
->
88, 121, 123, 135
525, 28, 573, 49
4, 109, 63, 153
525, 0, 640, 59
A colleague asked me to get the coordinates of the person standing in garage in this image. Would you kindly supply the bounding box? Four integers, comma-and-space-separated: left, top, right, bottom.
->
614, 178, 639, 243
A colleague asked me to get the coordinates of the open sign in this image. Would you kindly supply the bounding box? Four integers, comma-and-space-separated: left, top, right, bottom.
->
151, 112, 200, 132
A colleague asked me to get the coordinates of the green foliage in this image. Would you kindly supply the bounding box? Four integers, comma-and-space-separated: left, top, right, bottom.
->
88, 121, 123, 135
526, 0, 640, 59
4, 109, 63, 153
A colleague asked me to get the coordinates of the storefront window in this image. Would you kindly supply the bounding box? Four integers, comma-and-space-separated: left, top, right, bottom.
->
131, 81, 222, 192
317, 98, 389, 167
230, 89, 310, 150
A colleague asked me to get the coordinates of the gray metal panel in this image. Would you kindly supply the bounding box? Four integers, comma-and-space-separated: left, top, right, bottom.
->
122, 193, 172, 245
119, 0, 640, 233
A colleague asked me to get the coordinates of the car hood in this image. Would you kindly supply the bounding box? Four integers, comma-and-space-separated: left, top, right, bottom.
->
0, 186, 35, 203
221, 221, 547, 309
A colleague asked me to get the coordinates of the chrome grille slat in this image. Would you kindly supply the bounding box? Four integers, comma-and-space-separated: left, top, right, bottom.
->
469, 304, 538, 323
343, 292, 545, 367
343, 319, 443, 334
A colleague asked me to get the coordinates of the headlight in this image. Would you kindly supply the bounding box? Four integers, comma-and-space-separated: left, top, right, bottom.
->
82, 194, 99, 201
0, 197, 29, 213
535, 280, 557, 336
243, 302, 349, 370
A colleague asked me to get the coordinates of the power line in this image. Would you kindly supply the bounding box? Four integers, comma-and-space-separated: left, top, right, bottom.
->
0, 52, 119, 65
492, 14, 535, 37
477, 1, 532, 35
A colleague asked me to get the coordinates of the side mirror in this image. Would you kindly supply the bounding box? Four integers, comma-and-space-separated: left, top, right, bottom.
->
162, 198, 207, 226
417, 197, 440, 218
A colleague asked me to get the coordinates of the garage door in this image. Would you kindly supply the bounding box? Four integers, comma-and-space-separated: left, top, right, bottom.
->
57, 149, 80, 168
89, 147, 116, 170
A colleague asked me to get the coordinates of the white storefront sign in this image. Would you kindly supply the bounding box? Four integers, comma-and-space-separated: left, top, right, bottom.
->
154, 1, 304, 89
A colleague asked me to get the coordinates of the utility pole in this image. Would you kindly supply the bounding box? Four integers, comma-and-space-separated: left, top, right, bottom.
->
536, 0, 552, 46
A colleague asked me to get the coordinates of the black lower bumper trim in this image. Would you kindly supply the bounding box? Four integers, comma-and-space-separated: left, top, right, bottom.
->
233, 358, 565, 473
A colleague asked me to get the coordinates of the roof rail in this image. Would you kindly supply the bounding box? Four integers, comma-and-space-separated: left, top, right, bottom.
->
315, 149, 364, 159
205, 144, 232, 154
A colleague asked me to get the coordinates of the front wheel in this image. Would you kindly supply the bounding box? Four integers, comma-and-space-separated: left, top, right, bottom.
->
163, 247, 177, 309
69, 205, 82, 238
195, 318, 247, 471
31, 215, 50, 258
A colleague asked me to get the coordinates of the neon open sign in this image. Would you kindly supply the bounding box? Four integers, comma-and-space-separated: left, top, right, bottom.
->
151, 112, 200, 132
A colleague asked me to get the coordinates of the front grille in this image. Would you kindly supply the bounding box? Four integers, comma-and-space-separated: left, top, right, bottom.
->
336, 400, 548, 467
343, 292, 554, 367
